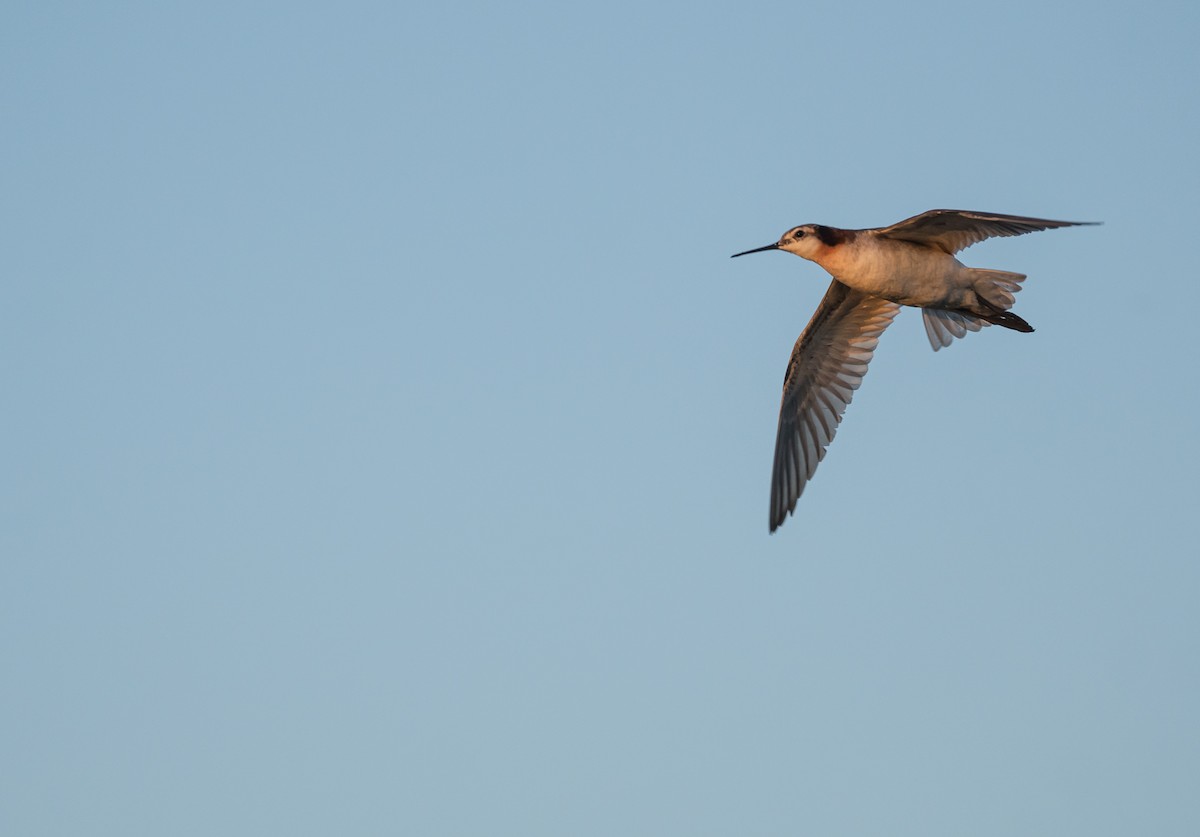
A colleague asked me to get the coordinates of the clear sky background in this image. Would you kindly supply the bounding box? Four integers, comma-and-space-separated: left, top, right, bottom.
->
4, 2, 1198, 835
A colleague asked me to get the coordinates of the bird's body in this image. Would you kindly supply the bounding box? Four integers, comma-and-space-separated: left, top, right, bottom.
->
731, 209, 1097, 533
805, 232, 967, 307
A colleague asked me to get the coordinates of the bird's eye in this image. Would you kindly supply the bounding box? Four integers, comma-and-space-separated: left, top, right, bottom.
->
793, 229, 805, 239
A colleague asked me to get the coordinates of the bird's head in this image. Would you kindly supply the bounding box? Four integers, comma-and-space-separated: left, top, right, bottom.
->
731, 225, 822, 261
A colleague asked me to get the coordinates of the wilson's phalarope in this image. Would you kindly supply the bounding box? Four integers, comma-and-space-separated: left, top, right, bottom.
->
732, 209, 1097, 533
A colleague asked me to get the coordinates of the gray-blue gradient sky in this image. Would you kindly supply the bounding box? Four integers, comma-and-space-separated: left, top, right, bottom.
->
4, 2, 1198, 834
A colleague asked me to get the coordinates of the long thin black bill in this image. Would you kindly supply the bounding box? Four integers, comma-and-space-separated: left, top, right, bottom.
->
730, 243, 780, 258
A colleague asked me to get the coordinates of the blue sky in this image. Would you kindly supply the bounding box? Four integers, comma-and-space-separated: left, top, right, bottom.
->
4, 2, 1198, 835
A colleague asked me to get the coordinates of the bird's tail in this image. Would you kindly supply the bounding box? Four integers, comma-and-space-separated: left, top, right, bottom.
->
968, 269, 1033, 333
922, 269, 1032, 350
968, 268, 1026, 311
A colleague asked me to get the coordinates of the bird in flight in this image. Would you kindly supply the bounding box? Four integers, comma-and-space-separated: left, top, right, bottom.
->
731, 209, 1097, 533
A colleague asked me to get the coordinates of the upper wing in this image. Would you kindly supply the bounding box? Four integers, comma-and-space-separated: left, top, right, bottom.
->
876, 209, 1094, 255
770, 280, 900, 532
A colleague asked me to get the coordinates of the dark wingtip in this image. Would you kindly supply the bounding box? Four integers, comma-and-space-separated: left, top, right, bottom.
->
983, 311, 1035, 333
769, 506, 790, 534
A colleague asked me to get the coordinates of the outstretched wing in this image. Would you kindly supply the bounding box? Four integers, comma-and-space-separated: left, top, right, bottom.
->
876, 209, 1094, 255
770, 280, 900, 532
